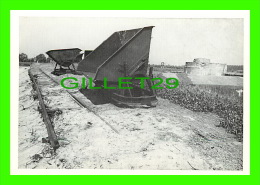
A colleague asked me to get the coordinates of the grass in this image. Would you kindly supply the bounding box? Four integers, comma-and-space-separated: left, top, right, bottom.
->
155, 73, 243, 141
227, 65, 243, 73
19, 62, 32, 66
151, 65, 184, 73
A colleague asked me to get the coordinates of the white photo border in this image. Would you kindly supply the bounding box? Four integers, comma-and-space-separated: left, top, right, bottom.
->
11, 10, 250, 175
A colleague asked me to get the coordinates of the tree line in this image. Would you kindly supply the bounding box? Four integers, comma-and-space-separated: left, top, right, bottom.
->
19, 53, 52, 63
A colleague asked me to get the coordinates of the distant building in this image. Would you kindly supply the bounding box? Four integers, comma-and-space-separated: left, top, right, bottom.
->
161, 62, 165, 68
184, 58, 227, 76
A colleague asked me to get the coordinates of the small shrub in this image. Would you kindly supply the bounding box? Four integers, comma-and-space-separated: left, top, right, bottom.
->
155, 79, 243, 141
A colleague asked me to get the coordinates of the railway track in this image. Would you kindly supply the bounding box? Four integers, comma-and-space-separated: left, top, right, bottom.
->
28, 67, 119, 150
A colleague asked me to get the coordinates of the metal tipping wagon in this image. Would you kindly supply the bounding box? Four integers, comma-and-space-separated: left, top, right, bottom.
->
46, 48, 82, 75
77, 26, 158, 107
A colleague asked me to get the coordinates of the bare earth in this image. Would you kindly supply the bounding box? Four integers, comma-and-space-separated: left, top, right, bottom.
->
18, 65, 243, 170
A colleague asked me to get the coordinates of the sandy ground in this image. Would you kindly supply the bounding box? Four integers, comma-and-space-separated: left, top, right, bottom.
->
19, 67, 48, 168
18, 64, 243, 170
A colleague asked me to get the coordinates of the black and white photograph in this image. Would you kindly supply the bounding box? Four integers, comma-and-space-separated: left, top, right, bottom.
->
12, 10, 249, 174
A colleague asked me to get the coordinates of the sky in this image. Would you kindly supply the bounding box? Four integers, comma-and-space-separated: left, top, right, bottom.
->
19, 17, 244, 65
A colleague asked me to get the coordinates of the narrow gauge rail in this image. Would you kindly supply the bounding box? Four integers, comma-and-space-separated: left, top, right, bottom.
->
39, 68, 119, 134
28, 69, 60, 150
29, 67, 119, 151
